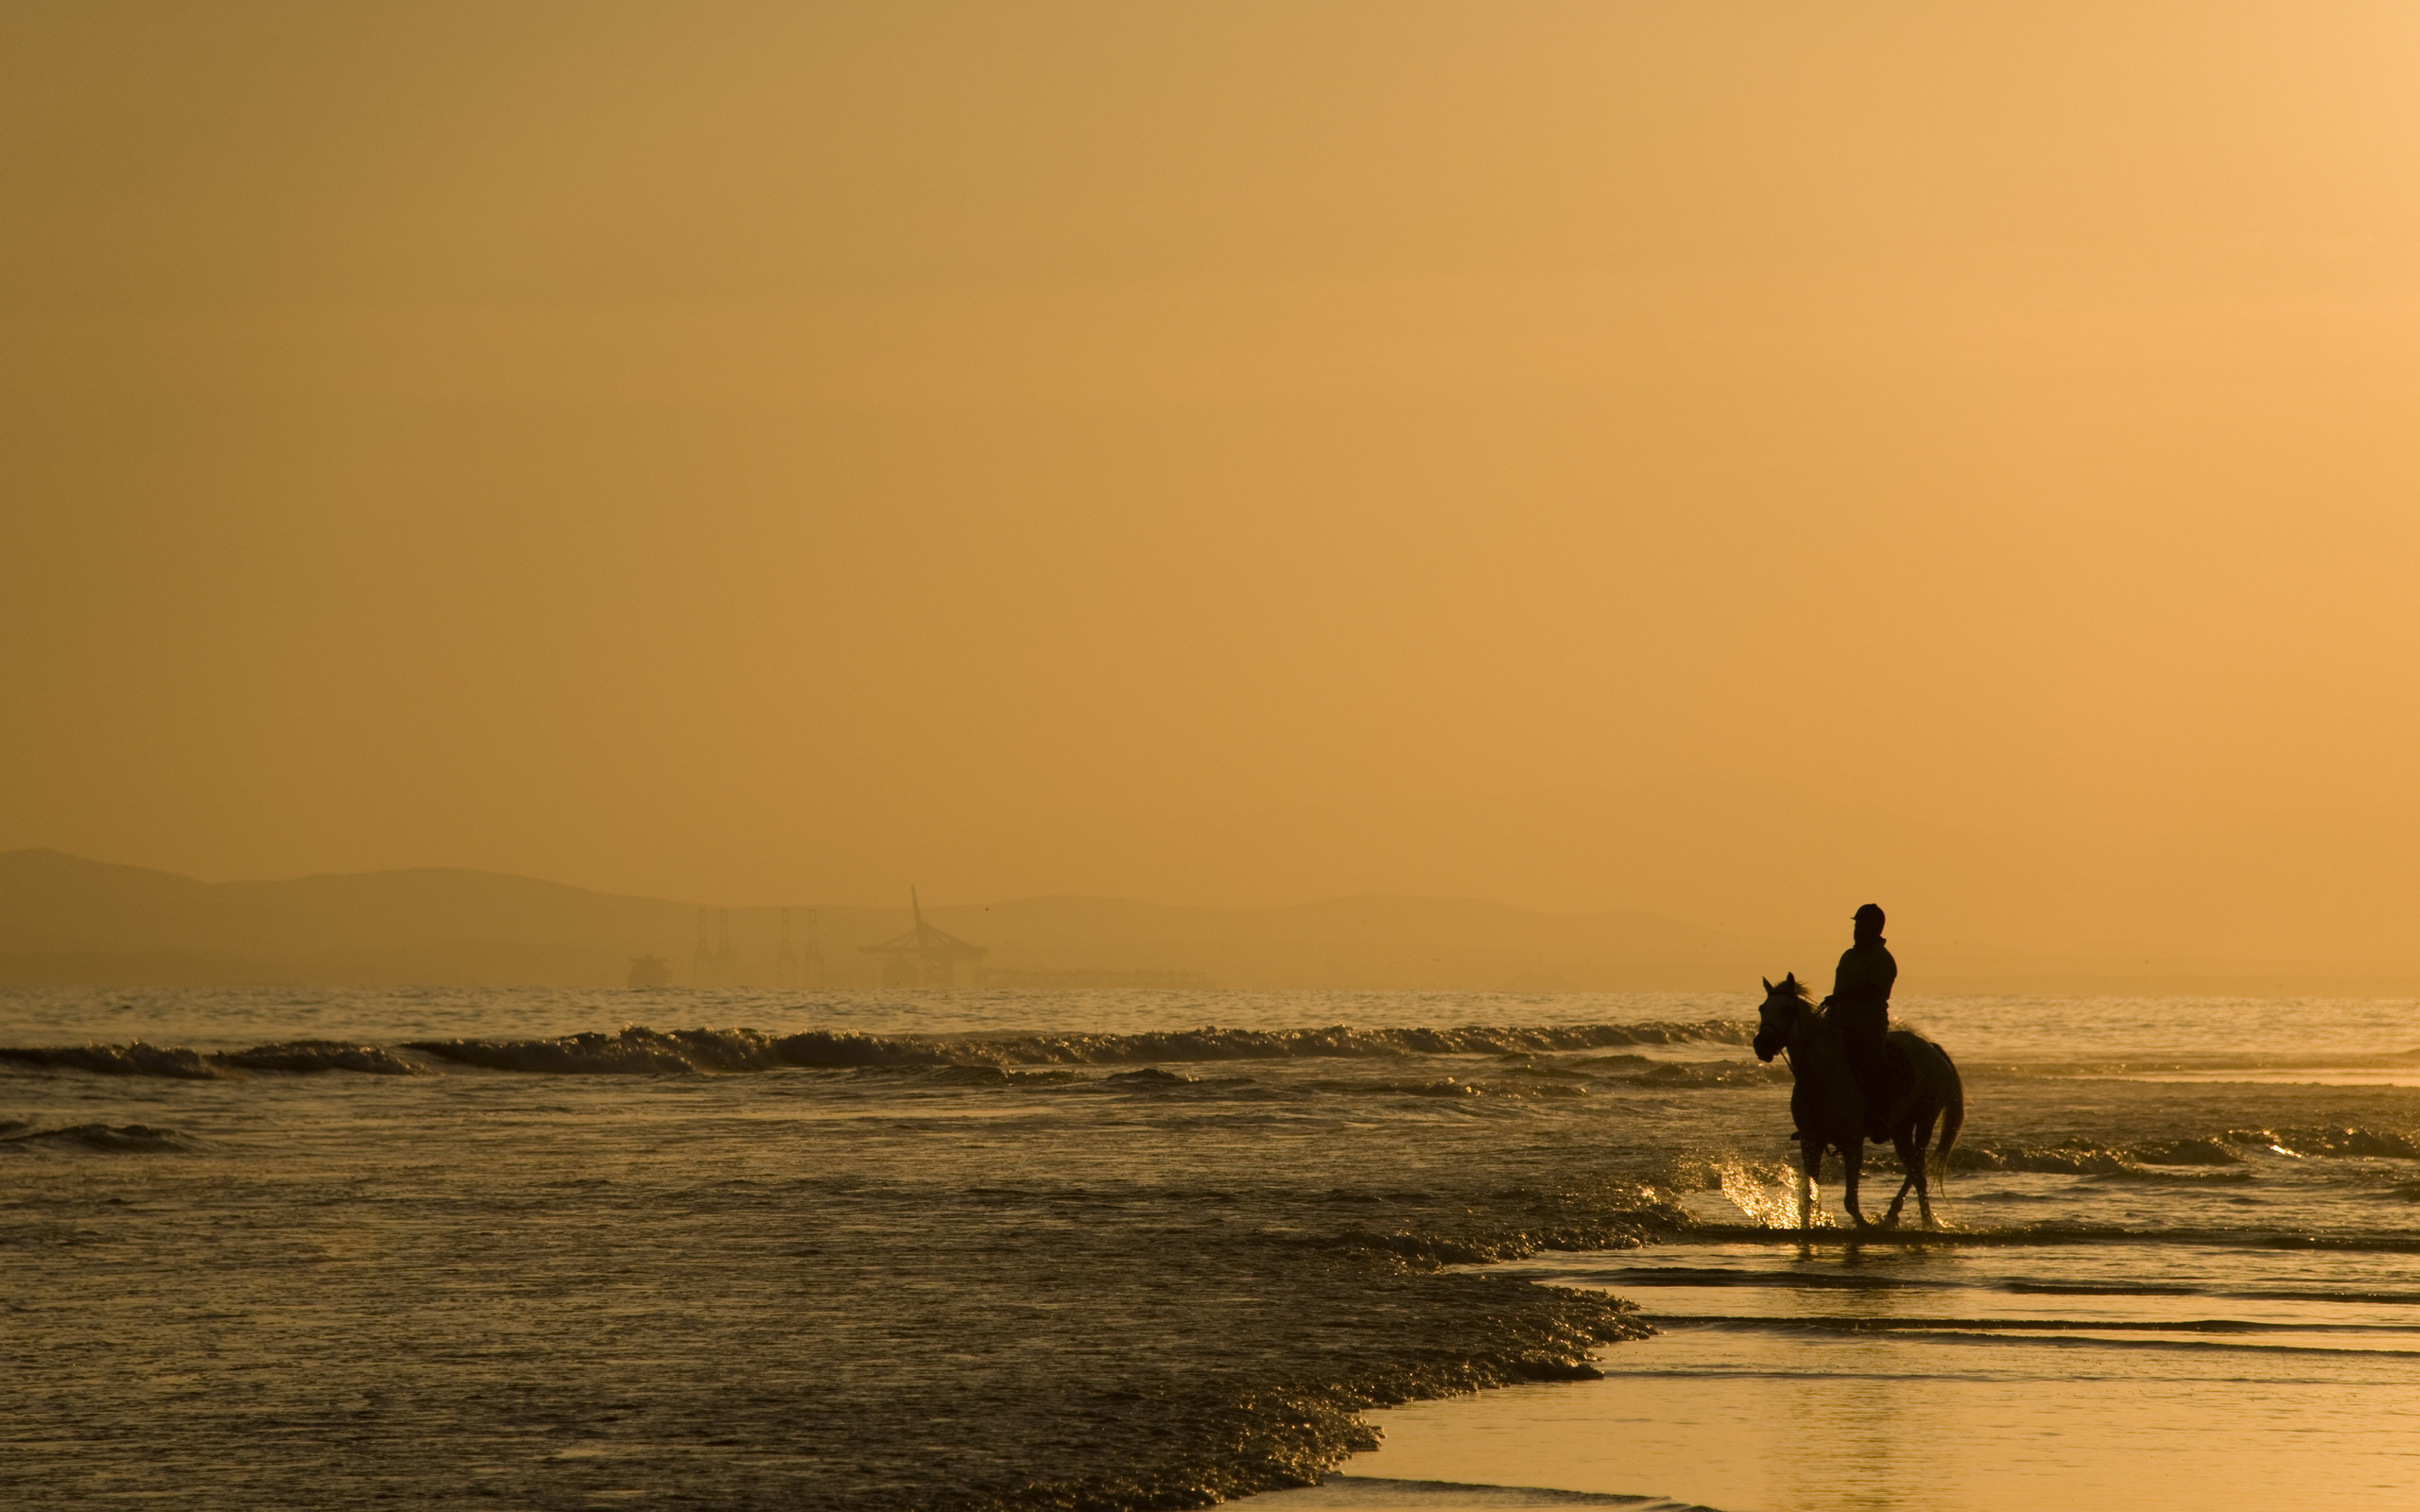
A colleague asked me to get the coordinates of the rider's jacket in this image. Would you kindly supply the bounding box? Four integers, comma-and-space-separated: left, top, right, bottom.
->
1829, 939, 1897, 1034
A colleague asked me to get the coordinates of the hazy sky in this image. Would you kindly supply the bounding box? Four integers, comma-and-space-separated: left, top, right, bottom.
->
7, 4, 2419, 958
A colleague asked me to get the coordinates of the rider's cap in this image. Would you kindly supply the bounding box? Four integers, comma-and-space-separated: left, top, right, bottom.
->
1853, 903, 1886, 927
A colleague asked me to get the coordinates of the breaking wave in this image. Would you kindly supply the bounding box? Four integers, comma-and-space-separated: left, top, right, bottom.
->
216, 1040, 424, 1074
406, 1027, 781, 1075
754, 1020, 1752, 1068
0, 1040, 423, 1077
2234, 1125, 2420, 1160
5, 1020, 1749, 1079
1948, 1125, 2420, 1177
0, 1122, 202, 1153
0, 1042, 224, 1078
1952, 1140, 2238, 1176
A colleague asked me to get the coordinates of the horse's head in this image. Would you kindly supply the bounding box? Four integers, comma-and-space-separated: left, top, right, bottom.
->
1752, 973, 1810, 1062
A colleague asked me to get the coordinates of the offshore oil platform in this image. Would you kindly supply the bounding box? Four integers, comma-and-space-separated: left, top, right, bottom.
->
859, 886, 987, 988
631, 891, 989, 989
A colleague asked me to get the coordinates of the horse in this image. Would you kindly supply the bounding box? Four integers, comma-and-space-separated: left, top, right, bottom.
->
1751, 973, 1964, 1229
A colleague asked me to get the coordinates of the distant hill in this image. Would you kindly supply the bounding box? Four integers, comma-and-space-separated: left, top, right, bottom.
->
3, 850, 2409, 994
0, 850, 700, 986
0, 849, 1822, 989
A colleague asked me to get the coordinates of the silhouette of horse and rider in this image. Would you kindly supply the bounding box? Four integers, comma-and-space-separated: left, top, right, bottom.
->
1753, 904, 1964, 1229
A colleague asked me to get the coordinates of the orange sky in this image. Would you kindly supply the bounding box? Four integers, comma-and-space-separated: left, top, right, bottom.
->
6, 4, 2419, 960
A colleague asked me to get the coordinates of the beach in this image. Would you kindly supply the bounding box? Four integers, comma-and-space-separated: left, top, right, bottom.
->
6, 987, 2416, 1509
1257, 1231, 2420, 1511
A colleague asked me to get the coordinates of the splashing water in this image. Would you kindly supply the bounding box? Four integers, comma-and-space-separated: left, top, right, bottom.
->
1713, 1156, 1823, 1228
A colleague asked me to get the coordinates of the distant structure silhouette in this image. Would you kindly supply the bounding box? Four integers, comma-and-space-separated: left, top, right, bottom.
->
691, 909, 713, 987
861, 887, 986, 988
627, 954, 672, 988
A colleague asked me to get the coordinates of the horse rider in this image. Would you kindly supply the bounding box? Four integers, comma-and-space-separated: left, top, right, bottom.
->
1824, 903, 1898, 1139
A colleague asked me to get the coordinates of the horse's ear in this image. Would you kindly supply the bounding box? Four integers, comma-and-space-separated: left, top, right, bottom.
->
1761, 976, 1772, 991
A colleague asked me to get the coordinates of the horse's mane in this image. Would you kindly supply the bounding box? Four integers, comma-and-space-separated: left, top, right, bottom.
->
1777, 972, 1814, 1005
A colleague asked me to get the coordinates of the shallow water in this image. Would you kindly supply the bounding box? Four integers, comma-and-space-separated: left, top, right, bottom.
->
4, 987, 2416, 1509
1320, 1235, 2420, 1510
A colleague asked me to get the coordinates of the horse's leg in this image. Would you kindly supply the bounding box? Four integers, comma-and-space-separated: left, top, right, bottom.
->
1881, 1128, 1919, 1229
1911, 1109, 1941, 1228
1841, 1139, 1870, 1229
1798, 1136, 1822, 1230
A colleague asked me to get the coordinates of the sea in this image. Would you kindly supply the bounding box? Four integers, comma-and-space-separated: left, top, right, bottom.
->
4, 987, 2416, 1511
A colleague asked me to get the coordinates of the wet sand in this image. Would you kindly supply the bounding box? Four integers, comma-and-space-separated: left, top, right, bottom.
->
1252, 1233, 2420, 1512
1255, 1478, 1712, 1510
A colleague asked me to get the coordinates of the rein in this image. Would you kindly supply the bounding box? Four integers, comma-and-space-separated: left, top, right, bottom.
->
1754, 988, 1815, 1063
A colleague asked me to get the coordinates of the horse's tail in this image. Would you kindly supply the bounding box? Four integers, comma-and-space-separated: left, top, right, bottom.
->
1929, 1045, 1965, 1188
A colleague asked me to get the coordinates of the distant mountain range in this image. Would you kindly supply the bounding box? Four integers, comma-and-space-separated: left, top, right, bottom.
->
2, 849, 2408, 995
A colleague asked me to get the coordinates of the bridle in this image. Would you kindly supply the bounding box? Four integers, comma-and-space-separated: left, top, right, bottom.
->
1752, 989, 1804, 1064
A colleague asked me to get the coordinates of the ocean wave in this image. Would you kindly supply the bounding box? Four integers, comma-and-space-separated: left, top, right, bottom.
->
0, 1020, 1749, 1079
1945, 1125, 2420, 1178
892, 1063, 1085, 1088
1308, 1076, 1483, 1099
2125, 1136, 2247, 1166
2229, 1125, 2420, 1160
2082, 1167, 2257, 1184
769, 1021, 1750, 1069
1497, 1057, 1592, 1079
1105, 1066, 1199, 1086
1951, 1139, 2247, 1177
0, 1122, 201, 1153
1628, 1060, 1789, 1089
215, 1040, 424, 1074
0, 1040, 422, 1077
1954, 1138, 2221, 1176
407, 1026, 787, 1074
0, 1042, 222, 1078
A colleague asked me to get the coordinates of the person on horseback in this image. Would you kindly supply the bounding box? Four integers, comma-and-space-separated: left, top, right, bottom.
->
1824, 903, 1899, 1140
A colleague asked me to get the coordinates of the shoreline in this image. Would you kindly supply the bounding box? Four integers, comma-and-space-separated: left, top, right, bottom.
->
1243, 1229, 2420, 1512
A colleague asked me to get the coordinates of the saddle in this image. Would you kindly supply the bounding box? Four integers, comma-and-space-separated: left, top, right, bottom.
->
1866, 1039, 1915, 1142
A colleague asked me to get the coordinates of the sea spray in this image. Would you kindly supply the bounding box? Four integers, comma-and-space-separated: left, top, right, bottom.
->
1712, 1155, 1814, 1228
